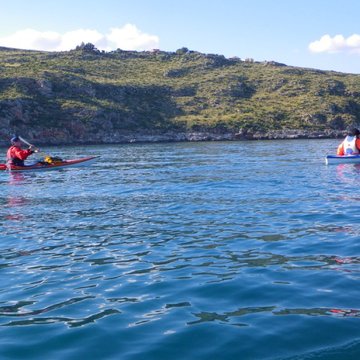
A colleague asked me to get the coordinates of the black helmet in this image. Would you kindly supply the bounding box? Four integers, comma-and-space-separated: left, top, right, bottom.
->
350, 128, 360, 136
10, 135, 20, 144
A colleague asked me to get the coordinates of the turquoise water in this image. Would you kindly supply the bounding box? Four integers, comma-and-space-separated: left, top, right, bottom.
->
1, 139, 360, 359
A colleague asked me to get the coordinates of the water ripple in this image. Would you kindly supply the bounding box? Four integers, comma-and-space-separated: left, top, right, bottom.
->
1, 140, 360, 359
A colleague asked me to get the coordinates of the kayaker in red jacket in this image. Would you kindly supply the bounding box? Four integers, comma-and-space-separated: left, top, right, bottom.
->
337, 128, 360, 156
6, 136, 36, 167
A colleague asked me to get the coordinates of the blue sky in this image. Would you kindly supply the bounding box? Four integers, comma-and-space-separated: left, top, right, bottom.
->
0, 0, 359, 74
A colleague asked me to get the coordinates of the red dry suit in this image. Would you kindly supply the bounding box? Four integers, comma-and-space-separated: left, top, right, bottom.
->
6, 145, 34, 166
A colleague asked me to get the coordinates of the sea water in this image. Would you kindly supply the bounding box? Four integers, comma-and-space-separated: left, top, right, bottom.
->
0, 139, 360, 359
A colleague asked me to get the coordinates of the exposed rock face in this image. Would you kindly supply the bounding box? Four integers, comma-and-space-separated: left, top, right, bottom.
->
0, 95, 349, 147
0, 127, 346, 147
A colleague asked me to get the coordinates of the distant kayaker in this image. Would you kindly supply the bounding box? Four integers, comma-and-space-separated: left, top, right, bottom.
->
6, 136, 37, 167
336, 128, 360, 156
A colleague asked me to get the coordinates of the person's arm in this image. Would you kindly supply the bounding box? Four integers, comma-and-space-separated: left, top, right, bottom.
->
337, 143, 344, 155
13, 147, 33, 160
356, 139, 360, 152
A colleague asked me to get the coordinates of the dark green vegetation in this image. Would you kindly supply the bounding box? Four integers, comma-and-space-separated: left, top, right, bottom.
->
1, 44, 360, 144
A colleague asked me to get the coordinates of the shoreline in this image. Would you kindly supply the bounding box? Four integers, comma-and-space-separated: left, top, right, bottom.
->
0, 129, 345, 147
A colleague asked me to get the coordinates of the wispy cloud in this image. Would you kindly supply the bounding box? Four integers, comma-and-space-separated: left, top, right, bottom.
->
309, 34, 360, 54
0, 24, 160, 51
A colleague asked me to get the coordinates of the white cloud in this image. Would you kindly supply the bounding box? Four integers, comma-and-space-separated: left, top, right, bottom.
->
309, 34, 360, 54
107, 24, 159, 51
0, 29, 61, 50
0, 24, 160, 52
60, 29, 106, 51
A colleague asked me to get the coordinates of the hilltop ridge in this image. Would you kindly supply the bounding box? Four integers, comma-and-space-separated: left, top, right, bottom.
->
0, 44, 359, 145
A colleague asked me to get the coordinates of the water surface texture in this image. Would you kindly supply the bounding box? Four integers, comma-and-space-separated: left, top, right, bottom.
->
1, 139, 360, 359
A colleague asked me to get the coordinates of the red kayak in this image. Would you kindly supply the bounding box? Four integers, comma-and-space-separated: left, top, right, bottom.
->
0, 156, 98, 172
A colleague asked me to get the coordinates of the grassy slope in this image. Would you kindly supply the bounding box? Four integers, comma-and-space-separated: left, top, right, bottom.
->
1, 47, 360, 137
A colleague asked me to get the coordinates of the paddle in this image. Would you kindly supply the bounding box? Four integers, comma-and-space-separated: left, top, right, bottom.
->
18, 136, 64, 165
18, 136, 49, 157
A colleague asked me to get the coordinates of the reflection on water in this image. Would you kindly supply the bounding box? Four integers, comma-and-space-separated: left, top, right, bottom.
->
3, 174, 29, 223
0, 140, 360, 359
8, 172, 27, 185
336, 163, 360, 185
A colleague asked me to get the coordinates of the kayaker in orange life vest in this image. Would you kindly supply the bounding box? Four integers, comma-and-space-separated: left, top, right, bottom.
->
6, 136, 37, 167
336, 128, 360, 156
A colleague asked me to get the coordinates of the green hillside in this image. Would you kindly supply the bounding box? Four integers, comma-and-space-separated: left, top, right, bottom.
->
1, 44, 360, 145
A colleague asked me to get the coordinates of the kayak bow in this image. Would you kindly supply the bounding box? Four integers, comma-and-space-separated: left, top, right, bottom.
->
325, 154, 360, 165
0, 156, 98, 172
